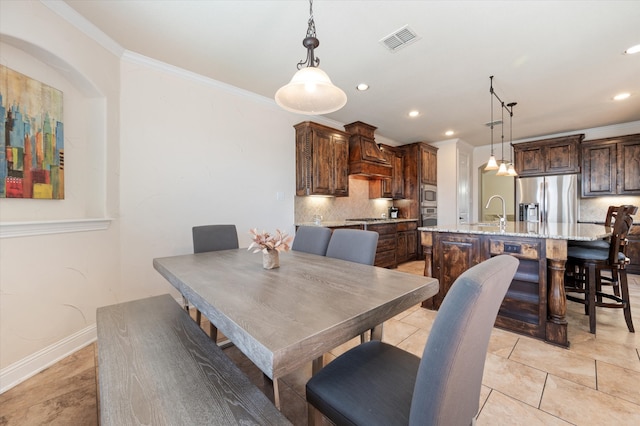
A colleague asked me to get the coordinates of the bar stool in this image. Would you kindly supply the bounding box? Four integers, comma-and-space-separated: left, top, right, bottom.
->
565, 207, 634, 334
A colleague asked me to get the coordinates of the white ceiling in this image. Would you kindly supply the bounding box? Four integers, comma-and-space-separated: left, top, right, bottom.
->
62, 0, 640, 146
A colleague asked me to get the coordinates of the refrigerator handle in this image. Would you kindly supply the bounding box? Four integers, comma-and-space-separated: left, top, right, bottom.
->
542, 180, 549, 222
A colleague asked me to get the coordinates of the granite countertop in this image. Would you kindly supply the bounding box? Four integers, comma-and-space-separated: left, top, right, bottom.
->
418, 221, 611, 241
296, 218, 418, 228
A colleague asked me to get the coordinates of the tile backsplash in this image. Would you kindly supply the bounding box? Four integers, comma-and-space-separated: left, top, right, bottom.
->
295, 177, 393, 223
579, 195, 640, 222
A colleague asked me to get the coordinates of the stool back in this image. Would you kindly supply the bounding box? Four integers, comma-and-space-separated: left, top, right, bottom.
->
609, 207, 633, 267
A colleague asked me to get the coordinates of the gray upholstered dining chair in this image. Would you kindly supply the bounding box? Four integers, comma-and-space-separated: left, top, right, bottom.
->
191, 224, 239, 340
306, 255, 519, 426
291, 225, 332, 256
325, 228, 379, 266
326, 228, 380, 342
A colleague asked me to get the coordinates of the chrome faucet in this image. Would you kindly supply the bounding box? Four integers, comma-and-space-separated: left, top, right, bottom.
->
485, 195, 507, 230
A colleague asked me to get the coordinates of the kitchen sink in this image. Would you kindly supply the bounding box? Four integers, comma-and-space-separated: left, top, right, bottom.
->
467, 222, 500, 227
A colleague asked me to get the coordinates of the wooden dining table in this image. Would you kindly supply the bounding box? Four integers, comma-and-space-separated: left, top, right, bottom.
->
153, 248, 438, 408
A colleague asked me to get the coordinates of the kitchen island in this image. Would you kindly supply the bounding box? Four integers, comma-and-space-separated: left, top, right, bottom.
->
419, 221, 611, 347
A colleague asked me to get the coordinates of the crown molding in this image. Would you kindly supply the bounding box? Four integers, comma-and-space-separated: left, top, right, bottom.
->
40, 0, 125, 58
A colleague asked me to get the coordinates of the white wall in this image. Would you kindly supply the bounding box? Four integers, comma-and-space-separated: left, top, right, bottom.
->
117, 55, 304, 298
0, 0, 316, 391
0, 0, 120, 383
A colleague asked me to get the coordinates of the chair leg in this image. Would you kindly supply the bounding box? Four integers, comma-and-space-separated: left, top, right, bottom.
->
587, 264, 597, 334
611, 269, 621, 297
307, 402, 323, 426
619, 270, 635, 333
195, 309, 202, 325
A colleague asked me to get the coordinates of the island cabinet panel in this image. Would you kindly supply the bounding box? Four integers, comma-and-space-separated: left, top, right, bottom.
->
487, 237, 547, 340
424, 233, 481, 309
422, 233, 549, 341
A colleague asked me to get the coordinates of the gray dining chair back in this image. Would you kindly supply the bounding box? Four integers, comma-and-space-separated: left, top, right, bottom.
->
306, 255, 519, 426
291, 226, 333, 256
325, 229, 379, 265
409, 255, 518, 425
191, 224, 239, 340
192, 224, 239, 253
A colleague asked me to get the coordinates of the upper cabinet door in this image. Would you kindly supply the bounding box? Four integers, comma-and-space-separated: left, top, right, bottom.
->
581, 134, 640, 197
295, 121, 350, 197
581, 140, 617, 197
420, 145, 438, 185
514, 134, 583, 177
618, 137, 640, 195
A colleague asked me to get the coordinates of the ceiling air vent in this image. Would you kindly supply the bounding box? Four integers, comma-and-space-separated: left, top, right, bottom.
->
380, 25, 420, 52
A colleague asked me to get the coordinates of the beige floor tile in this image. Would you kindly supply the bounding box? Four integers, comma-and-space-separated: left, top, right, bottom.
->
477, 390, 571, 425
541, 374, 640, 425
396, 328, 429, 357
482, 353, 547, 407
510, 337, 597, 388
596, 360, 640, 405
487, 327, 520, 358
569, 337, 640, 373
380, 317, 420, 346
397, 305, 437, 332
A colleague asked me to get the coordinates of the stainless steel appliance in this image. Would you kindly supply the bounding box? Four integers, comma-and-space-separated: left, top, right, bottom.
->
518, 203, 540, 222
421, 183, 437, 226
388, 206, 399, 219
515, 174, 578, 223
421, 206, 437, 226
421, 184, 437, 205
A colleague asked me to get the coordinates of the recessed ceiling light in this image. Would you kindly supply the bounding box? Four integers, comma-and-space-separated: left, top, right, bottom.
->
624, 44, 640, 55
445, 130, 454, 137
356, 83, 369, 91
613, 92, 631, 101
408, 110, 420, 118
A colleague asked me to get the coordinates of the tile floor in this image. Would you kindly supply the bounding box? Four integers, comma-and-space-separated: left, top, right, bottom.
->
1, 262, 639, 425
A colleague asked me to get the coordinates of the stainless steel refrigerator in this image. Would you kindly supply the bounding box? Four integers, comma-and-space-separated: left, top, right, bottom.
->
515, 174, 578, 223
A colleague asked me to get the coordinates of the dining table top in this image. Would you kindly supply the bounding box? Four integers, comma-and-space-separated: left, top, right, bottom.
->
153, 249, 438, 380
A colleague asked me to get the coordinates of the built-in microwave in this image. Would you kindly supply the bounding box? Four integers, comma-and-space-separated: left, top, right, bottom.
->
421, 184, 437, 207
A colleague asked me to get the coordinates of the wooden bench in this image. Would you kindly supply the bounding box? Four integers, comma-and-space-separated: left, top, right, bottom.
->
96, 294, 291, 425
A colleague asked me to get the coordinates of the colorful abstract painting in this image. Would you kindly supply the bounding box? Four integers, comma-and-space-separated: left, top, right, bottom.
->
0, 65, 64, 199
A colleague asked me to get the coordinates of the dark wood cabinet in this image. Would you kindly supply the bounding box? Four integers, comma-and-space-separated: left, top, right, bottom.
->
295, 121, 349, 197
392, 150, 405, 199
367, 223, 397, 268
627, 227, 640, 275
421, 231, 549, 341
420, 144, 438, 185
396, 221, 417, 264
425, 232, 482, 309
513, 134, 583, 176
581, 134, 640, 197
369, 145, 405, 199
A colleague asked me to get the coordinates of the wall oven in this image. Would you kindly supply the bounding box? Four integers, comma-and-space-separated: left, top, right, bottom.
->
421, 184, 437, 207
421, 206, 437, 226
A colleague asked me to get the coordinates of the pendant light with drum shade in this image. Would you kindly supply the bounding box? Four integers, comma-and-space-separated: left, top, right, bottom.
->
275, 0, 347, 115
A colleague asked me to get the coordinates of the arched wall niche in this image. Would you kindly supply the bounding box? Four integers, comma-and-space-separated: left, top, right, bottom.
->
0, 34, 108, 225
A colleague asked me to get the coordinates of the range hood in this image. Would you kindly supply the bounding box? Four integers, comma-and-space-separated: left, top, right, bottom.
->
344, 121, 392, 178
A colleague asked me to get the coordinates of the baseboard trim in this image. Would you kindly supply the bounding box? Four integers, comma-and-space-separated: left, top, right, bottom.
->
0, 325, 97, 394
